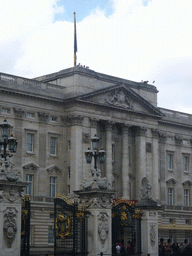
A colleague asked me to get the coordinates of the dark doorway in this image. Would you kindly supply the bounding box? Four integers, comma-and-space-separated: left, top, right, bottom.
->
112, 199, 141, 255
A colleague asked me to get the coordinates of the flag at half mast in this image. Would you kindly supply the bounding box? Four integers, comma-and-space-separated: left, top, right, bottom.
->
74, 12, 77, 66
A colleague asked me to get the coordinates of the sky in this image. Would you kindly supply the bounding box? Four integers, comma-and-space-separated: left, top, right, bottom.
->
0, 0, 192, 113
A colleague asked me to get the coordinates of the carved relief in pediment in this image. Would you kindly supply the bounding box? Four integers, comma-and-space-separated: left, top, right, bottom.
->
22, 163, 39, 172
104, 89, 133, 109
166, 178, 177, 186
182, 180, 192, 188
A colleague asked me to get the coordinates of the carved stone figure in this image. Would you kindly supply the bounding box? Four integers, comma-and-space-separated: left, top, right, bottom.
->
141, 177, 152, 199
81, 168, 111, 190
0, 158, 20, 182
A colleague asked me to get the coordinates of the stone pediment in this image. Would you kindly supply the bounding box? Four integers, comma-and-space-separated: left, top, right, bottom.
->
71, 84, 163, 117
22, 163, 39, 171
46, 165, 62, 174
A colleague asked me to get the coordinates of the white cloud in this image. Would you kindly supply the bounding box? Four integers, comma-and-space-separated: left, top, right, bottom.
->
0, 0, 192, 113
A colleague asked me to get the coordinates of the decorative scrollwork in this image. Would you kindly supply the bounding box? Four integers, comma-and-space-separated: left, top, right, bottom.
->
55, 212, 72, 240
98, 213, 109, 245
3, 208, 17, 246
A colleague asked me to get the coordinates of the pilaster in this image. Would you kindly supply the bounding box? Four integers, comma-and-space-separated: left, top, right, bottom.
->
151, 129, 159, 201
158, 132, 167, 204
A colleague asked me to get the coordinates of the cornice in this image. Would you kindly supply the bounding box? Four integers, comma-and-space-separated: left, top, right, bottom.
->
65, 99, 162, 120
159, 120, 192, 130
0, 85, 64, 104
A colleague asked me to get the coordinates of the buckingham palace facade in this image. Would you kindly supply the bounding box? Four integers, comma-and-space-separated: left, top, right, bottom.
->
0, 66, 192, 254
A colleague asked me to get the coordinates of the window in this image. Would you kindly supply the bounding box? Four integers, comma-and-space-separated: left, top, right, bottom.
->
68, 140, 71, 151
27, 133, 34, 152
168, 188, 173, 205
50, 116, 58, 122
68, 167, 70, 179
186, 219, 191, 225
1, 108, 10, 114
26, 112, 35, 118
184, 189, 190, 206
48, 226, 54, 244
112, 144, 115, 161
169, 218, 175, 224
184, 156, 189, 172
49, 177, 56, 197
167, 154, 173, 170
50, 137, 57, 155
25, 174, 33, 195
67, 185, 70, 194
50, 213, 54, 219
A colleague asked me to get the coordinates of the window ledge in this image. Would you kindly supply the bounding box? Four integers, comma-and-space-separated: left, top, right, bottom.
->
26, 152, 35, 156
49, 155, 58, 158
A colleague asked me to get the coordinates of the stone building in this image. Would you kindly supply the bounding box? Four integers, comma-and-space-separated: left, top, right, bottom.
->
0, 66, 192, 254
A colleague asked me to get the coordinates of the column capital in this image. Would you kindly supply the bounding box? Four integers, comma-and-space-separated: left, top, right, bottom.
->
121, 124, 130, 133
105, 121, 115, 130
175, 135, 183, 146
159, 133, 167, 143
151, 129, 159, 139
135, 126, 147, 136
61, 115, 84, 126
89, 117, 98, 128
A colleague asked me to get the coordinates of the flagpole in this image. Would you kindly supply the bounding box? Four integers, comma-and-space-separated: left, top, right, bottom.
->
74, 12, 77, 67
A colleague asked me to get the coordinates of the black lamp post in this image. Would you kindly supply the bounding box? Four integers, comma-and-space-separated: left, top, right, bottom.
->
85, 134, 105, 169
0, 118, 17, 160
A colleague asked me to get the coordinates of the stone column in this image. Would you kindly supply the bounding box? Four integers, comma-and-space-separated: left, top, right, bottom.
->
0, 180, 26, 256
151, 129, 159, 201
121, 125, 130, 199
105, 122, 113, 186
135, 127, 147, 200
63, 115, 84, 193
76, 189, 114, 256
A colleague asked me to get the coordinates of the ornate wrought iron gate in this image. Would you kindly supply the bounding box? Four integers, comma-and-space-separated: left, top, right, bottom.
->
112, 199, 142, 255
54, 196, 88, 256
21, 196, 30, 256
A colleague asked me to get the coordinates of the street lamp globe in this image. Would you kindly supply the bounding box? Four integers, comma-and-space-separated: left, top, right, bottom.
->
91, 134, 99, 151
0, 118, 11, 138
8, 134, 17, 153
85, 147, 93, 164
99, 147, 105, 164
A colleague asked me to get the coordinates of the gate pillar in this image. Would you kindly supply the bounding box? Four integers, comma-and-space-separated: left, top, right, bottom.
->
0, 180, 26, 256
136, 177, 160, 256
75, 189, 114, 256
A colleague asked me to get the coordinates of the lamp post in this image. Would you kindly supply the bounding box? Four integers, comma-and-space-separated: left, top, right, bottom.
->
0, 118, 17, 161
85, 134, 105, 170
